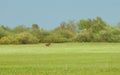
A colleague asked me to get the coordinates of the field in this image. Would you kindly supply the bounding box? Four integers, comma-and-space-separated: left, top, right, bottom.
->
0, 43, 120, 75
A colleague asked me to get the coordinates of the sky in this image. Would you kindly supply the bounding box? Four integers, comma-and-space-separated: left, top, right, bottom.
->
0, 0, 120, 30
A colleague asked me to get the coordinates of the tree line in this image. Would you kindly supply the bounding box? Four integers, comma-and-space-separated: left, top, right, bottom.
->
0, 17, 120, 44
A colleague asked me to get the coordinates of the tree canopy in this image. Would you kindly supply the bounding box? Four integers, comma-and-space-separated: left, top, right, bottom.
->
0, 17, 120, 44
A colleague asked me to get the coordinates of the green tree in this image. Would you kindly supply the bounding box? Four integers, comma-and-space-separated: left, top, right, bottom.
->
0, 36, 11, 44
52, 28, 75, 42
59, 21, 76, 32
76, 17, 108, 42
32, 24, 39, 30
77, 17, 107, 32
13, 25, 29, 33
75, 30, 93, 42
16, 32, 39, 44
0, 27, 7, 38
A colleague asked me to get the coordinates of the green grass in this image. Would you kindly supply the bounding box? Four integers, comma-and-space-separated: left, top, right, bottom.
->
0, 43, 120, 75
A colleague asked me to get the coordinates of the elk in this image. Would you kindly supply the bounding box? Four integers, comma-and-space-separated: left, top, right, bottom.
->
45, 42, 51, 47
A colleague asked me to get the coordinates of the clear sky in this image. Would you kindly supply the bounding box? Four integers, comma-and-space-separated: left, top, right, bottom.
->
0, 0, 120, 30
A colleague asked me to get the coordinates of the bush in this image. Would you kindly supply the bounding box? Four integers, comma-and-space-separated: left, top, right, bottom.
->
57, 29, 75, 39
99, 27, 120, 42
7, 35, 21, 44
0, 36, 11, 44
0, 27, 7, 38
75, 30, 93, 42
16, 32, 39, 44
51, 29, 75, 41
44, 33, 68, 43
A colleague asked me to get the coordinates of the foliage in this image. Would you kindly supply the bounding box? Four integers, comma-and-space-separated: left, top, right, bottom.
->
98, 26, 120, 42
32, 24, 40, 30
16, 32, 39, 44
0, 17, 120, 44
0, 36, 11, 44
75, 30, 93, 42
76, 17, 120, 42
44, 33, 68, 43
77, 17, 107, 33
0, 27, 7, 38
13, 25, 29, 33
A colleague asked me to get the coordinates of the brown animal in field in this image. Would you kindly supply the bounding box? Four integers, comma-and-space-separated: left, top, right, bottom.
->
45, 42, 51, 47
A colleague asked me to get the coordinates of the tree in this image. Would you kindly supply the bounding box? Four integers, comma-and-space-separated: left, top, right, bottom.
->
32, 24, 39, 30
13, 25, 29, 33
59, 21, 76, 32
44, 33, 68, 43
0, 36, 11, 44
16, 32, 39, 44
77, 19, 91, 30
76, 17, 108, 42
75, 30, 93, 42
92, 17, 107, 33
77, 17, 107, 33
0, 27, 7, 38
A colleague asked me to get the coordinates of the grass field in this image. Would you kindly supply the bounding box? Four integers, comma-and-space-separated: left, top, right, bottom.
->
0, 43, 120, 75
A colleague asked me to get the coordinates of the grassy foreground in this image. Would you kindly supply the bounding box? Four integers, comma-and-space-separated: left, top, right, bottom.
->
0, 43, 120, 75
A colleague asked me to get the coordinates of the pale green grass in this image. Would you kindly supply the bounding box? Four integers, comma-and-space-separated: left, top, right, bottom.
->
0, 43, 120, 75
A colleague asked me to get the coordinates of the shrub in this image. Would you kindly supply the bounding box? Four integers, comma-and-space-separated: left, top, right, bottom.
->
75, 30, 93, 42
0, 27, 7, 38
94, 26, 120, 42
0, 36, 11, 44
7, 35, 21, 44
44, 33, 68, 43
16, 32, 39, 44
51, 29, 75, 42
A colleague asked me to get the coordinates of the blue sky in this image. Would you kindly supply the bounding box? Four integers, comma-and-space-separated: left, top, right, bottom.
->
0, 0, 120, 30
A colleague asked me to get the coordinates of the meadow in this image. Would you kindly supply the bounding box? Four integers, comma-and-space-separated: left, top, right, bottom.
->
0, 43, 120, 75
